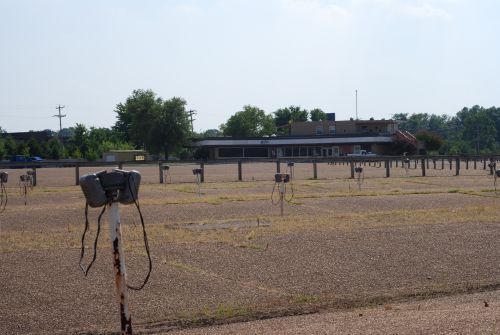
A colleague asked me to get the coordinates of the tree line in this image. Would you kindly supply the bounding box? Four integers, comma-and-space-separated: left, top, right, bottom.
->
0, 88, 498, 160
394, 105, 500, 154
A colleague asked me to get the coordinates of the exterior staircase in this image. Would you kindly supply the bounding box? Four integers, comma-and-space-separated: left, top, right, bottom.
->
394, 130, 419, 147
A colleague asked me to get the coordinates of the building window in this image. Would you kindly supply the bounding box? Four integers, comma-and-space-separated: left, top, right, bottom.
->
316, 126, 323, 135
329, 125, 336, 135
219, 147, 243, 158
353, 145, 361, 154
244, 147, 268, 158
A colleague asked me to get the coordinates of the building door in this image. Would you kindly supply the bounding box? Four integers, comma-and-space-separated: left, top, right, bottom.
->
321, 147, 333, 157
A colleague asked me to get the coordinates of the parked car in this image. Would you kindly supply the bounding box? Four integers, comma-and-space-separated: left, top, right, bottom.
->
8, 155, 44, 168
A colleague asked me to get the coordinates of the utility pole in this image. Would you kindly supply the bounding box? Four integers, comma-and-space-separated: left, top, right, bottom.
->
355, 90, 358, 120
54, 105, 66, 147
188, 109, 196, 133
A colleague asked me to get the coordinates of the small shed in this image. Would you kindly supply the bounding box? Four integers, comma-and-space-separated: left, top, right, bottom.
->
102, 150, 149, 162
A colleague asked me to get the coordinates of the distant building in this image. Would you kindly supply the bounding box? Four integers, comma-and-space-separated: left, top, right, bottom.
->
193, 118, 417, 159
102, 150, 150, 162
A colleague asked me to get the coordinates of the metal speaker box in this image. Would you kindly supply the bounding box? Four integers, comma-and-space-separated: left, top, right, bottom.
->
192, 168, 203, 175
0, 172, 8, 183
275, 173, 290, 183
80, 172, 108, 208
496, 170, 500, 178
116, 170, 141, 205
354, 167, 363, 173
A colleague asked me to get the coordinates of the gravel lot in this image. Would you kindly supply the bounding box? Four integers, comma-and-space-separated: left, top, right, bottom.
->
1, 165, 499, 334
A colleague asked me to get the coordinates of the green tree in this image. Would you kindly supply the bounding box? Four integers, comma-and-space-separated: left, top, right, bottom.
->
220, 105, 276, 137
273, 106, 308, 135
0, 137, 5, 158
415, 130, 444, 154
71, 124, 90, 155
4, 136, 17, 156
202, 129, 222, 137
47, 138, 63, 159
309, 108, 327, 121
27, 137, 44, 157
114, 89, 190, 158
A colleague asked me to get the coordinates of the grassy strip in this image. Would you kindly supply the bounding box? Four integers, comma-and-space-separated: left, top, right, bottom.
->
136, 280, 500, 333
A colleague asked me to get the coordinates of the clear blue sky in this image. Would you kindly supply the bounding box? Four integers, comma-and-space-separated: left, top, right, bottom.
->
1, 0, 498, 133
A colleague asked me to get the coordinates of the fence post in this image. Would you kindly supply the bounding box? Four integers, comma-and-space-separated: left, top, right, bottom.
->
385, 159, 390, 178
32, 168, 37, 186
350, 160, 355, 179
449, 158, 453, 170
159, 161, 164, 184
75, 164, 80, 186
474, 159, 477, 170
484, 159, 487, 170
118, 162, 123, 170
313, 161, 318, 180
276, 160, 281, 173
433, 159, 436, 169
455, 158, 460, 176
426, 158, 429, 169
421, 158, 426, 177
465, 158, 469, 170
442, 158, 444, 169
238, 161, 242, 181
200, 162, 205, 182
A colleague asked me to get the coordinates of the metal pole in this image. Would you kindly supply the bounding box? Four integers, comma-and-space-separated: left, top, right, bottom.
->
108, 201, 133, 335
421, 158, 426, 177
159, 162, 164, 184
455, 158, 460, 176
313, 161, 317, 180
350, 160, 355, 179
200, 163, 205, 183
276, 160, 281, 173
279, 182, 284, 217
385, 159, 390, 178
